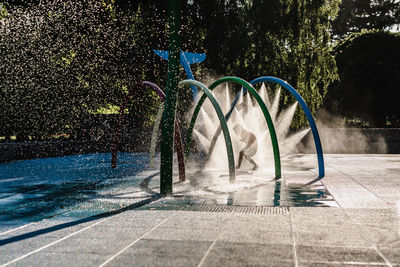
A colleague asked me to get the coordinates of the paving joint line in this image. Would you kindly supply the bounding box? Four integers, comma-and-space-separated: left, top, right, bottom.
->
197, 238, 217, 267
197, 217, 225, 267
0, 208, 78, 236
320, 178, 343, 210
0, 196, 162, 265
301, 260, 387, 265
329, 165, 389, 205
327, 179, 394, 267
331, 179, 392, 267
0, 217, 110, 267
0, 222, 36, 236
288, 208, 299, 267
98, 212, 175, 267
359, 167, 400, 187
341, 209, 393, 267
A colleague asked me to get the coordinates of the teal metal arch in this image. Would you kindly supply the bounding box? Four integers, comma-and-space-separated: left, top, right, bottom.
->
179, 79, 236, 182
185, 76, 281, 179
250, 76, 324, 181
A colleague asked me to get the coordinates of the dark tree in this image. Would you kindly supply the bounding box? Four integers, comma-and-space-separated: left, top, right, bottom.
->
0, 0, 165, 140
325, 31, 400, 127
1, 0, 344, 141
332, 0, 400, 38
183, 0, 340, 128
2, 0, 40, 8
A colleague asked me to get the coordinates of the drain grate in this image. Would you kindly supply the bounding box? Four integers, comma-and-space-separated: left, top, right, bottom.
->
138, 203, 289, 214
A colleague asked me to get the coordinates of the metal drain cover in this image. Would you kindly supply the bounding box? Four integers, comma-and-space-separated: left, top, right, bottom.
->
138, 203, 289, 214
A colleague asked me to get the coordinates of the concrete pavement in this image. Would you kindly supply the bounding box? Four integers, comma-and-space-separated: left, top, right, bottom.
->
1, 154, 399, 266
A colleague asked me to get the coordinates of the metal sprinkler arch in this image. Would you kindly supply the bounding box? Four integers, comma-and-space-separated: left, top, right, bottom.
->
209, 76, 325, 182
189, 76, 325, 183
179, 79, 236, 182
185, 76, 281, 179
250, 76, 325, 181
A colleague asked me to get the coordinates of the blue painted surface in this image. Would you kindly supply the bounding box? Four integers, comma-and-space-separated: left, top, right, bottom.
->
0, 153, 150, 224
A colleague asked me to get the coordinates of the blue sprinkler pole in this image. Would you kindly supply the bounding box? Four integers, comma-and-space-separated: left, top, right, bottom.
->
153, 50, 206, 99
180, 51, 197, 98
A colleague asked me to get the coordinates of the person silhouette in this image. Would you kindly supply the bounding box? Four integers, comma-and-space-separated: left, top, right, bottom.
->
233, 124, 258, 170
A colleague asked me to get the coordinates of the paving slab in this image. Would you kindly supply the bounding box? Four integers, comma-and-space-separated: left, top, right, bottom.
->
107, 239, 211, 267
296, 245, 386, 264
7, 252, 111, 267
379, 247, 400, 265
200, 242, 294, 267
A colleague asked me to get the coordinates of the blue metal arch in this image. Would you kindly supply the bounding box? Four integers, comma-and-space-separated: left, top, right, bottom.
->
249, 76, 324, 180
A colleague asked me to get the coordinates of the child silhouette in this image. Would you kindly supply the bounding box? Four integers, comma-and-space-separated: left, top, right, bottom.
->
233, 124, 258, 170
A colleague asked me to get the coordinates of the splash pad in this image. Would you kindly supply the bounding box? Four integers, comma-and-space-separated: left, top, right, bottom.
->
184, 77, 324, 181
111, 77, 325, 194
111, 0, 325, 195
3, 2, 399, 265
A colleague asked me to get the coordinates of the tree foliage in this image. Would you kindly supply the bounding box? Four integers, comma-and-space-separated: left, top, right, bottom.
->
1, 0, 343, 140
332, 0, 400, 38
325, 30, 400, 127
183, 0, 340, 128
0, 0, 163, 139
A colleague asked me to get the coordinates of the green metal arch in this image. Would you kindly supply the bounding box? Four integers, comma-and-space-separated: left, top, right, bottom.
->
185, 76, 281, 179
179, 80, 236, 182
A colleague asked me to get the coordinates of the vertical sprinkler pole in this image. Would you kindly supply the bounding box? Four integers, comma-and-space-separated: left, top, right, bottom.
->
160, 0, 181, 195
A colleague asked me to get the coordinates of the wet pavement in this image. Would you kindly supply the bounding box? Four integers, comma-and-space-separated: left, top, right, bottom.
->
1, 153, 400, 266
